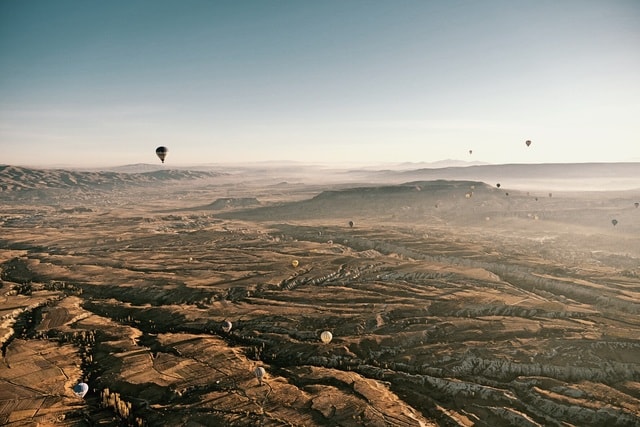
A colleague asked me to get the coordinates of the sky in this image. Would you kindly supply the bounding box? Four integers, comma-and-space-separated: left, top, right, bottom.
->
1, 0, 639, 168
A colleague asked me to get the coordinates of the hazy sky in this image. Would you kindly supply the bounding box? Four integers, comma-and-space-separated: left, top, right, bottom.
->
1, 0, 639, 167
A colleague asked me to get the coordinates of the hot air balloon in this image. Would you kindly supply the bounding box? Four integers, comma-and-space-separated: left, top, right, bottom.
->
525, 140, 531, 147
348, 220, 354, 228
291, 259, 299, 268
254, 366, 266, 385
222, 320, 232, 333
73, 382, 89, 398
612, 219, 618, 226
320, 331, 333, 344
635, 202, 639, 208
469, 149, 473, 155
156, 146, 168, 163
496, 183, 501, 188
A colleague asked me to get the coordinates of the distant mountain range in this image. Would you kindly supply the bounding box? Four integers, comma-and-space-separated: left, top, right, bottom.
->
1, 162, 638, 193
373, 162, 640, 191
0, 165, 225, 192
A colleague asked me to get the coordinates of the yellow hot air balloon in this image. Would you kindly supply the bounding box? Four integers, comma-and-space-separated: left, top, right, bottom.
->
291, 259, 299, 268
320, 331, 333, 344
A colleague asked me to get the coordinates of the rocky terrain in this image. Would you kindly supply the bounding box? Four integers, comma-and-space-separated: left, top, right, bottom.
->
1, 164, 639, 426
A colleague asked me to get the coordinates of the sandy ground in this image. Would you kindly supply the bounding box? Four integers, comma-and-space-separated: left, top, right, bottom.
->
1, 171, 639, 426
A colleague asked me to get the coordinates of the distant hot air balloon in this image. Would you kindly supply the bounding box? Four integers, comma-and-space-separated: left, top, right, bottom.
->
469, 149, 473, 155
496, 183, 501, 188
525, 140, 532, 147
320, 331, 333, 344
222, 320, 232, 333
348, 220, 354, 228
635, 202, 639, 208
156, 146, 168, 163
612, 219, 618, 226
505, 192, 509, 196
73, 382, 89, 398
254, 366, 266, 385
291, 259, 299, 268
549, 193, 553, 198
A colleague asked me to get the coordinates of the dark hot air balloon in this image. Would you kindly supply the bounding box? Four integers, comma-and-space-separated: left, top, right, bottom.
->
525, 140, 531, 147
612, 219, 618, 226
496, 183, 501, 188
156, 146, 168, 163
222, 320, 232, 333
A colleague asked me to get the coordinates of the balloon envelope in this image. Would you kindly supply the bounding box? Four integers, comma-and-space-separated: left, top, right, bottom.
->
496, 183, 501, 188
254, 366, 266, 381
320, 331, 333, 344
348, 221, 354, 228
155, 146, 168, 163
291, 260, 299, 268
525, 140, 531, 147
222, 320, 232, 333
635, 202, 639, 208
612, 219, 618, 226
73, 382, 89, 398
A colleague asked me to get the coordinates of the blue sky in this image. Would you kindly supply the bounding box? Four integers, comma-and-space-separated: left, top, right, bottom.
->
1, 0, 639, 167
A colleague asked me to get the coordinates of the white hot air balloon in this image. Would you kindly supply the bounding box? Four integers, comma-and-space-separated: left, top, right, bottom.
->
73, 382, 89, 398
254, 366, 266, 385
320, 331, 333, 344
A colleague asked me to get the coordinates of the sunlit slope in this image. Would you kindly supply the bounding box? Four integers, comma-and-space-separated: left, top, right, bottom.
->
221, 180, 640, 242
